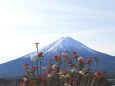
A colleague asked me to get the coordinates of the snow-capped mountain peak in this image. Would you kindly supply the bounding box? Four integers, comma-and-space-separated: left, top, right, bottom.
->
0, 36, 115, 79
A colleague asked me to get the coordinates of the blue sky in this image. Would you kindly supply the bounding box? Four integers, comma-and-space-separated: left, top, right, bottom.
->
0, 0, 115, 63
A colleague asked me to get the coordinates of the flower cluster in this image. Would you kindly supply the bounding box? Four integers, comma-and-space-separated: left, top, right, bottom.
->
20, 43, 111, 86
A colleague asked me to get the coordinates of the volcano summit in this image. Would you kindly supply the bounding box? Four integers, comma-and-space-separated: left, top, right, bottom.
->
0, 37, 115, 78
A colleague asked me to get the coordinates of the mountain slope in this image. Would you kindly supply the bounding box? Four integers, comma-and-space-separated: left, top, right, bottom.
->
0, 37, 115, 78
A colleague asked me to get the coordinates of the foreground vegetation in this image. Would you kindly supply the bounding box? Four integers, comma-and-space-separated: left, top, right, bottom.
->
20, 43, 111, 86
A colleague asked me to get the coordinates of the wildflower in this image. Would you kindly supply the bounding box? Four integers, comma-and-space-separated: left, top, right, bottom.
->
74, 65, 77, 67
38, 52, 43, 56
35, 42, 39, 49
41, 66, 47, 69
42, 78, 47, 82
68, 60, 73, 64
23, 63, 29, 66
54, 55, 61, 59
58, 71, 64, 75
95, 72, 102, 76
60, 75, 65, 78
64, 83, 71, 86
43, 71, 50, 74
49, 67, 54, 71
87, 68, 90, 71
72, 52, 78, 58
93, 75, 102, 81
72, 52, 77, 55
79, 70, 85, 75
102, 70, 106, 74
22, 75, 27, 77
28, 81, 35, 85
93, 56, 97, 58
24, 66, 29, 71
20, 82, 25, 86
23, 77, 28, 82
86, 58, 92, 64
52, 65, 57, 68
30, 57, 36, 61
56, 59, 61, 61
87, 68, 90, 70
47, 74, 52, 78
78, 57, 84, 63
54, 66, 60, 70
32, 66, 38, 70
36, 74, 41, 78
65, 51, 69, 55
65, 51, 69, 53
70, 69, 76, 72
65, 73, 70, 78
48, 58, 53, 61
35, 42, 39, 45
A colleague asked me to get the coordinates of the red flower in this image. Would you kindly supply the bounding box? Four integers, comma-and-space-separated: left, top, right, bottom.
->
22, 75, 27, 77
78, 58, 84, 63
35, 42, 39, 44
102, 70, 106, 74
68, 60, 73, 64
43, 71, 50, 74
87, 68, 90, 70
54, 55, 61, 59
28, 81, 35, 85
95, 72, 102, 75
42, 78, 47, 82
93, 75, 102, 81
65, 51, 69, 53
36, 74, 41, 78
48, 58, 53, 61
93, 56, 97, 58
86, 58, 92, 64
74, 65, 77, 67
63, 55, 68, 58
23, 63, 29, 66
73, 55, 78, 58
49, 68, 54, 71
62, 68, 66, 70
54, 66, 60, 70
56, 59, 61, 61
72, 52, 77, 55
32, 66, 38, 69
38, 52, 43, 56
20, 82, 25, 86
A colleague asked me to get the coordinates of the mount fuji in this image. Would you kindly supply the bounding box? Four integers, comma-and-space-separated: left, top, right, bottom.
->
0, 37, 115, 79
